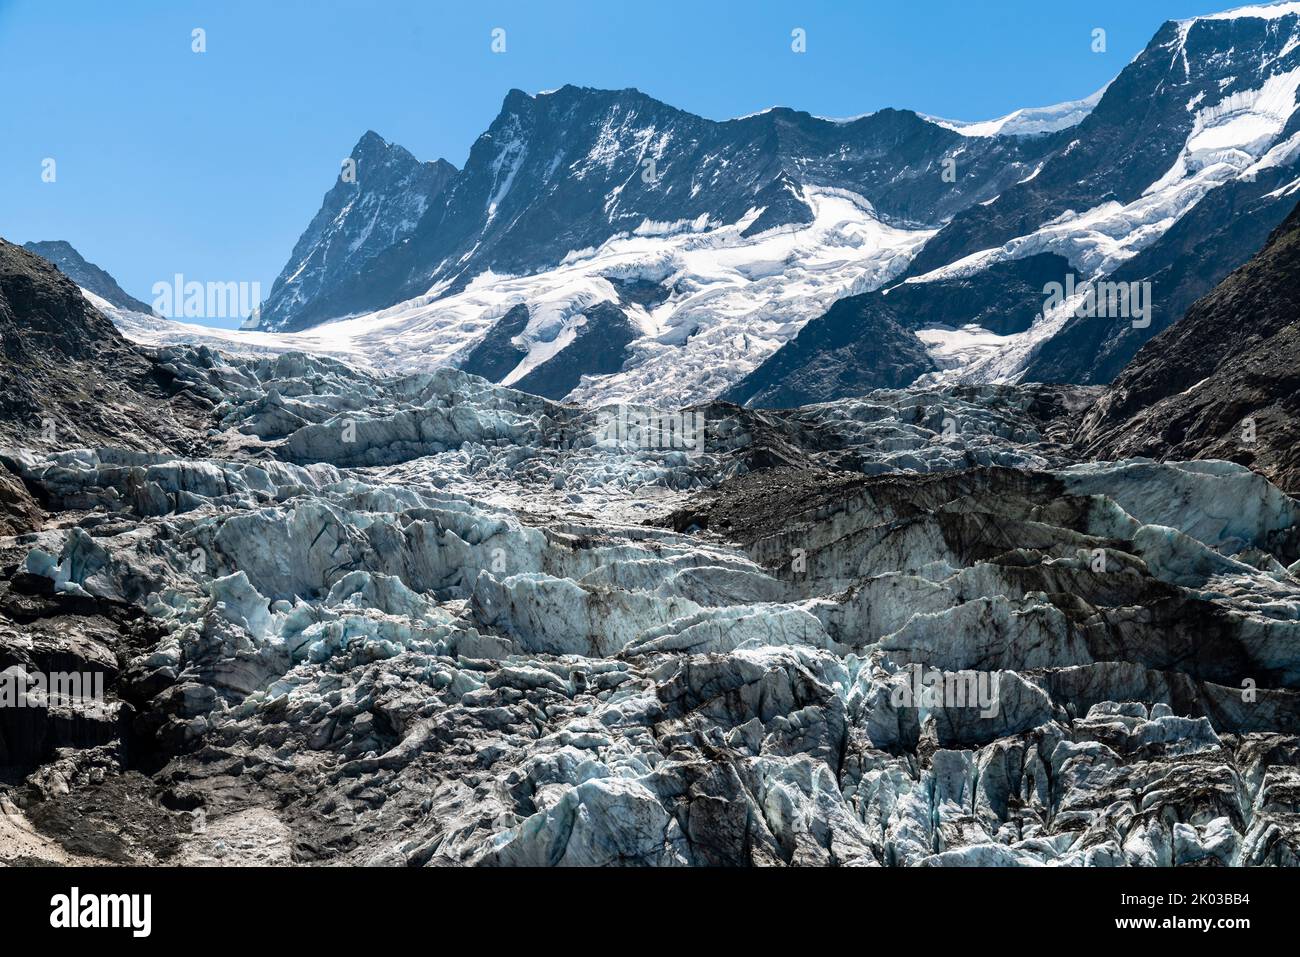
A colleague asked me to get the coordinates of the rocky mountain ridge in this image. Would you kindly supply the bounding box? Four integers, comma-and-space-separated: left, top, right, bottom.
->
1077, 197, 1300, 494
256, 87, 1057, 334
736, 6, 1300, 405
203, 4, 1300, 412
21, 240, 156, 316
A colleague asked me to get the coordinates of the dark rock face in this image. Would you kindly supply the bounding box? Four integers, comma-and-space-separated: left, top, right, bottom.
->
1019, 168, 1300, 385
0, 240, 209, 453
21, 240, 155, 315
1077, 202, 1300, 495
900, 253, 1074, 339
0, 243, 214, 788
459, 303, 530, 382
608, 276, 671, 310
721, 295, 938, 408
512, 302, 638, 400
0, 574, 143, 782
258, 132, 458, 332
740, 169, 817, 237
725, 254, 1071, 407
454, 296, 652, 402
262, 87, 1056, 331
0, 471, 41, 537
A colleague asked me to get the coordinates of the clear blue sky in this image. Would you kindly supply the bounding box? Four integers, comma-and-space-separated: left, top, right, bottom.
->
0, 0, 1236, 327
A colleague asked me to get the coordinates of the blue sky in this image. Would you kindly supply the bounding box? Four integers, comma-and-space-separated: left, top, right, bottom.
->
0, 0, 1237, 327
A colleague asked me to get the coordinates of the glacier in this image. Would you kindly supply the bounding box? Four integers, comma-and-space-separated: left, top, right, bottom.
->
110, 188, 933, 408
5, 347, 1300, 866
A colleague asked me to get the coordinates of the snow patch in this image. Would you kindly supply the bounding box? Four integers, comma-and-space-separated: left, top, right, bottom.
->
923, 85, 1107, 138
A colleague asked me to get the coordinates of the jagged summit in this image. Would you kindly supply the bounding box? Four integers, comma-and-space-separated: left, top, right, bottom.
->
117, 2, 1300, 416
255, 130, 458, 332
254, 84, 1053, 333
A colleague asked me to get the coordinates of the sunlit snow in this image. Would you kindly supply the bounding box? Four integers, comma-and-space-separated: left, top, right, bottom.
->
114, 188, 933, 406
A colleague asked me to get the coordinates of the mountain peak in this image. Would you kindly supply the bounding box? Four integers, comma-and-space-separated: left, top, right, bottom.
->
1178, 1, 1300, 27
500, 87, 535, 111
349, 129, 411, 165
498, 84, 675, 119
257, 130, 458, 332
347, 131, 456, 178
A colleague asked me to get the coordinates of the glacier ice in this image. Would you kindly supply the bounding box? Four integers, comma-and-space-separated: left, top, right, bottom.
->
4, 347, 1300, 867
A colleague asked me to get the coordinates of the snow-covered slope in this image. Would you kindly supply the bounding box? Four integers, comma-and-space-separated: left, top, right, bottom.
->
115, 188, 932, 406
733, 2, 1300, 405
114, 2, 1300, 410
1186, 0, 1300, 22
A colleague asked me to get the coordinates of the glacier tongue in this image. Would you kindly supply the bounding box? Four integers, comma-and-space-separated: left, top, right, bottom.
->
5, 349, 1300, 867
